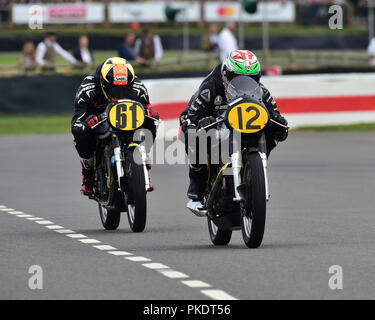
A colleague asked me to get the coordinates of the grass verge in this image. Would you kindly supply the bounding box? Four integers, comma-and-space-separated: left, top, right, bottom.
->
0, 116, 374, 135
0, 115, 71, 135
293, 122, 375, 131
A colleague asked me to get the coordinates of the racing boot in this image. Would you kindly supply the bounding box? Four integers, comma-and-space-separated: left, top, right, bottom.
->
80, 157, 95, 196
187, 164, 207, 201
186, 164, 208, 216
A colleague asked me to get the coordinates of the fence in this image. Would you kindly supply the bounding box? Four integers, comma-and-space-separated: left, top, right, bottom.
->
2, 73, 375, 132
0, 49, 372, 78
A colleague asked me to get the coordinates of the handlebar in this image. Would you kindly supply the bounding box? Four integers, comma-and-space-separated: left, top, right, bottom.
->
200, 117, 289, 132
269, 118, 290, 129
200, 118, 224, 131
90, 112, 107, 129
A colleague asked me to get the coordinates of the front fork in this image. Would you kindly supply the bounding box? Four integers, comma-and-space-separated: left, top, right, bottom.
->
112, 134, 124, 187
258, 132, 270, 202
112, 134, 150, 192
231, 150, 243, 201
231, 133, 270, 202
259, 152, 271, 202
138, 143, 150, 191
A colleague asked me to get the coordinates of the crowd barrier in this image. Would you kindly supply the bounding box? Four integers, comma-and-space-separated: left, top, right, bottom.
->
144, 73, 375, 135
1, 73, 374, 133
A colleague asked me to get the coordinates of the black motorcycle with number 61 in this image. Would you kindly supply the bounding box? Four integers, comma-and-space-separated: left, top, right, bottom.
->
90, 99, 152, 232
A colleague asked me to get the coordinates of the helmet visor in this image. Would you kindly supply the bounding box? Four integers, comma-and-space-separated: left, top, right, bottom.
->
226, 69, 260, 83
107, 85, 133, 101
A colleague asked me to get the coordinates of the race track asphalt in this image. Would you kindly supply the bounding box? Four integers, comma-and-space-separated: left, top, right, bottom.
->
0, 131, 374, 300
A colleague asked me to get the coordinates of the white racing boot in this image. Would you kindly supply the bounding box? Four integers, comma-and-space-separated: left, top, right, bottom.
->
186, 199, 207, 217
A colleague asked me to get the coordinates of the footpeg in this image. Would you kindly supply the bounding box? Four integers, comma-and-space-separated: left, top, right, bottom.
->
187, 200, 207, 217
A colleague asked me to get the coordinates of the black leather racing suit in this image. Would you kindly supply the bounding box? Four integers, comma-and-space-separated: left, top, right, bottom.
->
179, 64, 288, 200
72, 64, 156, 159
179, 64, 286, 158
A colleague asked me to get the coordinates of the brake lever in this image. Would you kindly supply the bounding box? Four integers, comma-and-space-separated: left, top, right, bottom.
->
91, 117, 107, 129
145, 114, 161, 123
269, 118, 290, 129
201, 118, 224, 131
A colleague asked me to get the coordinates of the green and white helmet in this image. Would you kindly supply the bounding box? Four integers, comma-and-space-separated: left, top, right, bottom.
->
222, 50, 261, 90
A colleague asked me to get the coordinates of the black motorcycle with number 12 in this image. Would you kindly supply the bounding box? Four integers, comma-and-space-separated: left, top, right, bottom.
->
188, 77, 287, 248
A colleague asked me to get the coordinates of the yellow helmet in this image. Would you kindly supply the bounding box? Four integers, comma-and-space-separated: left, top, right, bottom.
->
100, 57, 135, 101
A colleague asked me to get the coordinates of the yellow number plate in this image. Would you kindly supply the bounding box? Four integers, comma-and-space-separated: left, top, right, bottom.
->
227, 102, 269, 133
108, 102, 145, 131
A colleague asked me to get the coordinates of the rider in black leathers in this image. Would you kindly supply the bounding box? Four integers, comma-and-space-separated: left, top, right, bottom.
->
179, 50, 288, 203
72, 57, 158, 196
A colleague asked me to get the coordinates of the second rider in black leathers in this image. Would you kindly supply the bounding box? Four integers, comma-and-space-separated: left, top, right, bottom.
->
179, 50, 288, 206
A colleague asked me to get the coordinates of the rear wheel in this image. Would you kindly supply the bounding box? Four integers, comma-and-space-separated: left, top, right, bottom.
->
126, 148, 147, 232
99, 204, 121, 230
241, 152, 266, 248
207, 218, 232, 246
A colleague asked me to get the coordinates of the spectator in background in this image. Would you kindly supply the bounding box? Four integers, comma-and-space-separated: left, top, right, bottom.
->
119, 33, 137, 61
0, 0, 11, 25
119, 33, 146, 65
218, 22, 238, 62
367, 38, 375, 66
36, 31, 81, 70
134, 26, 163, 64
19, 41, 37, 71
201, 23, 219, 57
73, 35, 94, 68
266, 65, 282, 76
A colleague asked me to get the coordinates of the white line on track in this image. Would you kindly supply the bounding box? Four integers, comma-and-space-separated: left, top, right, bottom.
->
55, 229, 75, 234
159, 270, 189, 279
15, 214, 33, 218
66, 234, 87, 239
0, 203, 238, 300
125, 256, 152, 262
45, 225, 64, 230
201, 289, 239, 300
35, 220, 54, 225
142, 263, 169, 270
181, 280, 212, 288
93, 245, 117, 251
79, 239, 102, 244
107, 250, 132, 256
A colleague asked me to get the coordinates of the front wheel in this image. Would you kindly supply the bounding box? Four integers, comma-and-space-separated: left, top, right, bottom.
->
99, 204, 121, 230
207, 218, 232, 246
126, 148, 147, 232
241, 152, 266, 248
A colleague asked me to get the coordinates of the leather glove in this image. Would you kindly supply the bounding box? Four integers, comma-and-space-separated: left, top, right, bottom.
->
147, 107, 160, 120
272, 113, 288, 126
270, 113, 289, 141
85, 114, 100, 130
198, 116, 216, 130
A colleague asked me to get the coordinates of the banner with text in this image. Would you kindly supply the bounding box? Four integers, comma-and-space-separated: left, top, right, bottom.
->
12, 3, 105, 24
108, 2, 200, 23
204, 1, 295, 22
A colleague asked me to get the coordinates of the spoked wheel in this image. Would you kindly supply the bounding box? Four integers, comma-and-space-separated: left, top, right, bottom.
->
241, 152, 266, 248
127, 203, 137, 227
99, 203, 121, 230
207, 217, 232, 246
126, 148, 147, 232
